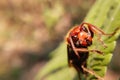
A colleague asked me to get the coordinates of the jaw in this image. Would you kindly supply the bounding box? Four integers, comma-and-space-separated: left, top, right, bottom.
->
80, 40, 92, 47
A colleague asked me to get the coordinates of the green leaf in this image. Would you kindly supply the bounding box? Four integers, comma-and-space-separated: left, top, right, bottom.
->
35, 0, 120, 80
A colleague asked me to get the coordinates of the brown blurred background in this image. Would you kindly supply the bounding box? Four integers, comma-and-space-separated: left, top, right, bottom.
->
0, 0, 95, 80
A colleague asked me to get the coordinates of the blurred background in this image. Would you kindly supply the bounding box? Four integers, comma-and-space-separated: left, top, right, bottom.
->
0, 0, 96, 80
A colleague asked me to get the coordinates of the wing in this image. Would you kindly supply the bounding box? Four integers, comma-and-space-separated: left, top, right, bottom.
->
67, 44, 81, 67
67, 44, 75, 67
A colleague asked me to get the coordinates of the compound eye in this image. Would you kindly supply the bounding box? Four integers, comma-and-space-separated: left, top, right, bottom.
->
82, 26, 88, 33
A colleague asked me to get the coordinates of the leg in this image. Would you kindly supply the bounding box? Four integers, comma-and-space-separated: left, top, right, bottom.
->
81, 65, 104, 80
97, 34, 107, 48
87, 23, 119, 48
69, 36, 103, 55
75, 48, 103, 54
69, 36, 81, 58
97, 27, 119, 48
84, 22, 119, 36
